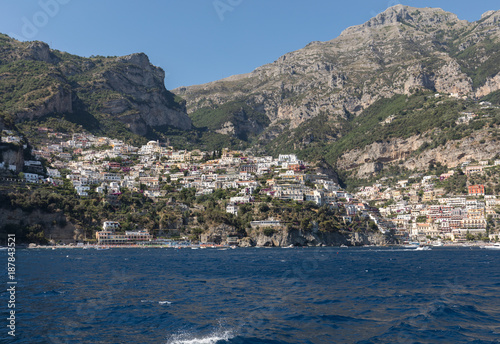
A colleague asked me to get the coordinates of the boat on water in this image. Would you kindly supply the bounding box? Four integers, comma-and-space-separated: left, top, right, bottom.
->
95, 246, 110, 250
340, 244, 348, 248
432, 241, 444, 247
403, 242, 420, 249
416, 246, 432, 251
481, 243, 500, 250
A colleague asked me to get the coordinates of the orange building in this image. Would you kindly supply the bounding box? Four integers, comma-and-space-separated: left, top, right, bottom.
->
468, 184, 485, 196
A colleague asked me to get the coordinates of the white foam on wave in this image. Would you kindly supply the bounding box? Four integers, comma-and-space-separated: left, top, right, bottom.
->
141, 300, 172, 305
167, 329, 234, 344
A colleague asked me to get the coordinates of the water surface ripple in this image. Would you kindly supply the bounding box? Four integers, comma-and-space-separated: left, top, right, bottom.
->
2, 247, 499, 343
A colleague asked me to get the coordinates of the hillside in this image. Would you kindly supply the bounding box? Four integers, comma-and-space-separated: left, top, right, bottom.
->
0, 34, 191, 144
174, 5, 500, 179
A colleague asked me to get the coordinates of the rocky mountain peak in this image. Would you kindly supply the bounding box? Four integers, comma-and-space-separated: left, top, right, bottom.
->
175, 5, 500, 173
0, 36, 192, 136
341, 5, 461, 36
21, 41, 60, 64
364, 4, 413, 27
116, 52, 151, 68
479, 9, 500, 25
481, 10, 499, 19
113, 52, 166, 86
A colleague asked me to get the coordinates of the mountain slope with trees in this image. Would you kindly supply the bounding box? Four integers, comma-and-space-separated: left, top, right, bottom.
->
175, 5, 500, 178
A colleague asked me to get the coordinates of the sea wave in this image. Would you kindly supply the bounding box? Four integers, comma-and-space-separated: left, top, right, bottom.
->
167, 329, 234, 344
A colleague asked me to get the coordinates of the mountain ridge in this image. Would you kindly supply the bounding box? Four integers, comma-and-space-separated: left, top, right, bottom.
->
0, 35, 192, 142
174, 5, 500, 179
1, 6, 499, 181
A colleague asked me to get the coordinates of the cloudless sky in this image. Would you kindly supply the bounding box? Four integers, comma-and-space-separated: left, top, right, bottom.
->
0, 0, 498, 89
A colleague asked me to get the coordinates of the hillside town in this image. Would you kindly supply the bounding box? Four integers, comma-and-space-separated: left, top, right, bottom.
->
357, 161, 500, 242
1, 128, 500, 245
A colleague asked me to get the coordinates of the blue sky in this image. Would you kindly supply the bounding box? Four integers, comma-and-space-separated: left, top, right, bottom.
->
0, 1, 498, 89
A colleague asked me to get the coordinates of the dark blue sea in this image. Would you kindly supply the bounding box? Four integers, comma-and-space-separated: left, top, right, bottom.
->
2, 247, 500, 344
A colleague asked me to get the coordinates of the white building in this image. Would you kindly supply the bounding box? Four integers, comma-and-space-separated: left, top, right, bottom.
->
24, 173, 40, 183
103, 221, 121, 231
47, 168, 61, 178
75, 186, 90, 196
278, 154, 298, 163
229, 196, 253, 204
226, 203, 238, 215
305, 190, 323, 205
139, 140, 161, 155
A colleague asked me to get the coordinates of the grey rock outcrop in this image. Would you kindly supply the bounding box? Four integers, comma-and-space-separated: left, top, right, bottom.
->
249, 228, 395, 247
15, 84, 73, 122
476, 72, 500, 98
0, 145, 24, 172
338, 131, 500, 178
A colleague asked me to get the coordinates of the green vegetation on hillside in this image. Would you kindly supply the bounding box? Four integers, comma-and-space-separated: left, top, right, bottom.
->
324, 93, 480, 161
0, 35, 191, 147
189, 100, 270, 141
270, 91, 499, 167
0, 180, 379, 244
482, 89, 500, 105
452, 38, 500, 88
0, 60, 66, 113
260, 91, 500, 188
265, 114, 338, 161
149, 125, 248, 151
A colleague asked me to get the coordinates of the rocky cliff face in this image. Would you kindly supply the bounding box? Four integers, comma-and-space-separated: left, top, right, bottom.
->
15, 84, 73, 122
477, 72, 500, 98
80, 53, 191, 135
338, 131, 500, 178
0, 35, 191, 135
0, 208, 77, 244
200, 224, 396, 247
174, 5, 500, 177
249, 229, 393, 247
0, 145, 24, 172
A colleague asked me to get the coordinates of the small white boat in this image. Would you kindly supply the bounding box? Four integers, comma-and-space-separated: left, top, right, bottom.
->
482, 243, 500, 250
404, 242, 419, 249
416, 246, 431, 251
340, 244, 348, 248
432, 242, 444, 247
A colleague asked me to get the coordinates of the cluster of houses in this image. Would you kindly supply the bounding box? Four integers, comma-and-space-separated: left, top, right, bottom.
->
355, 162, 500, 242
2, 128, 499, 243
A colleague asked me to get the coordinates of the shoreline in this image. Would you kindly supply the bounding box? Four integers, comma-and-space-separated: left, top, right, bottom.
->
21, 242, 499, 249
